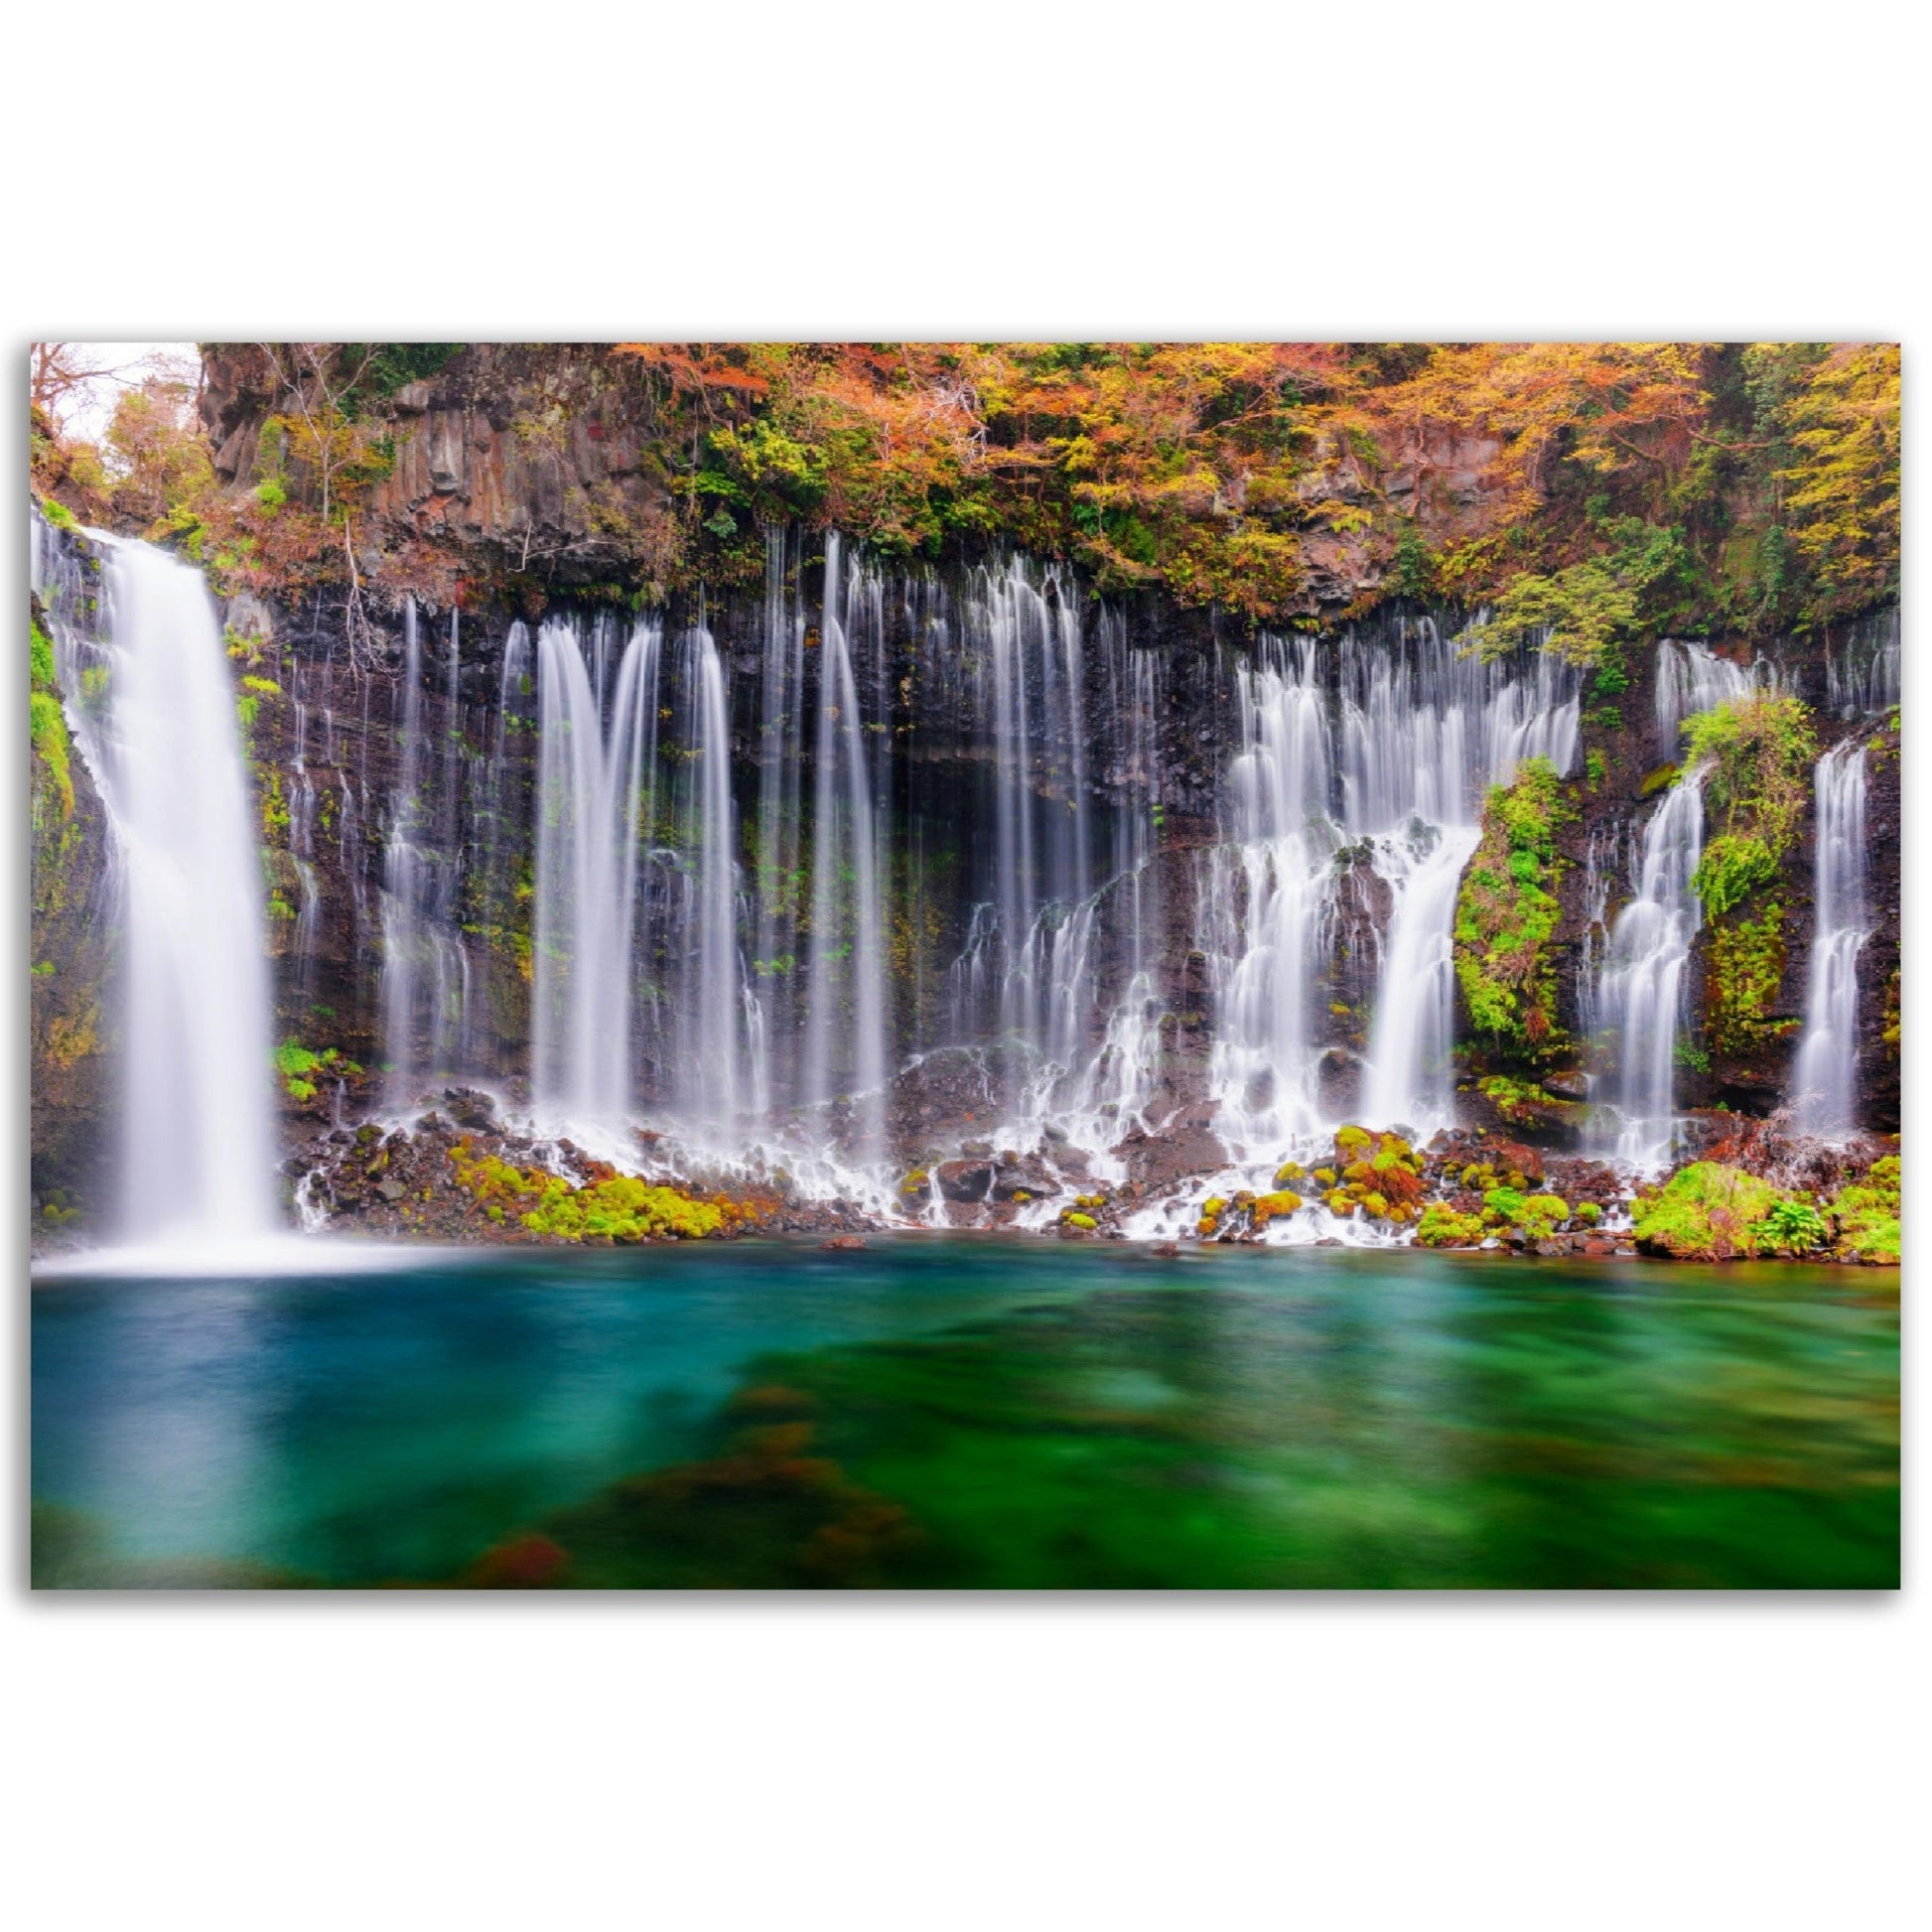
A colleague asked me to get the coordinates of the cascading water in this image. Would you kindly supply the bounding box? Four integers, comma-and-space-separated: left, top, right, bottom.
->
801, 534, 891, 1158
69, 538, 278, 1242
674, 619, 749, 1132
1199, 620, 1579, 1159
1358, 820, 1479, 1134
1201, 636, 1337, 1152
377, 602, 478, 1100
1825, 608, 1900, 721
1589, 771, 1706, 1168
1653, 637, 1778, 754
1790, 741, 1869, 1138
39, 493, 1886, 1248
531, 615, 656, 1138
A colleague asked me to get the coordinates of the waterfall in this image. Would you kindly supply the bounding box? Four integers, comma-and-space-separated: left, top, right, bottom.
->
1358, 819, 1480, 1134
1825, 608, 1900, 720
1590, 771, 1707, 1167
675, 621, 747, 1131
1202, 636, 1337, 1151
801, 535, 891, 1157
1050, 610, 1167, 1144
1654, 638, 1776, 756
531, 616, 657, 1135
377, 598, 426, 1097
1790, 741, 1869, 1137
1200, 620, 1578, 1153
82, 539, 278, 1242
376, 603, 482, 1098
53, 509, 1887, 1237
947, 558, 1096, 1105
1349, 623, 1577, 1136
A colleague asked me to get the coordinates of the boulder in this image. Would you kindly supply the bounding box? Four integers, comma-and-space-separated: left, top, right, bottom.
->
936, 1159, 994, 1202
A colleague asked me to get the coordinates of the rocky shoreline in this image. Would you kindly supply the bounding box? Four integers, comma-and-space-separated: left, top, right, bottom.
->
35, 1086, 1895, 1268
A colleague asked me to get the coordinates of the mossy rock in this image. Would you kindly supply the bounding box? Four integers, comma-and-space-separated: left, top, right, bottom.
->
1415, 1203, 1486, 1248
1831, 1156, 1900, 1264
1632, 1162, 1781, 1261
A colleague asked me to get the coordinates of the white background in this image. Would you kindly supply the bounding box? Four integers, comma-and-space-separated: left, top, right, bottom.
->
5, 5, 1923, 1926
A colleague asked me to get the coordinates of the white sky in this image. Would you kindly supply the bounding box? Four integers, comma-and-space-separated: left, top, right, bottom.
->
40, 341, 200, 442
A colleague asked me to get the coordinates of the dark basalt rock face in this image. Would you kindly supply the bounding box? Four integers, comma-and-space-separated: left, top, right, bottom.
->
29, 555, 118, 1220
1857, 716, 1902, 1134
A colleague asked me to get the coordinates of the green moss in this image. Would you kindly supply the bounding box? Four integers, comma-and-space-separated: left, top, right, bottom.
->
449, 1140, 752, 1243
1482, 1185, 1528, 1224
1632, 1162, 1781, 1260
525, 1173, 725, 1242
1677, 696, 1817, 1057
37, 496, 77, 531
1479, 1074, 1554, 1123
30, 690, 73, 818
30, 617, 72, 818
1415, 1203, 1486, 1248
1692, 833, 1778, 919
1706, 902, 1790, 1057
1453, 756, 1570, 1056
1680, 695, 1817, 855
1831, 1156, 1900, 1265
273, 1038, 340, 1100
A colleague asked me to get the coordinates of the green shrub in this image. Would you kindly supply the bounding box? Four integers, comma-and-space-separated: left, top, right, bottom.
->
1761, 1197, 1828, 1255
1462, 561, 1639, 667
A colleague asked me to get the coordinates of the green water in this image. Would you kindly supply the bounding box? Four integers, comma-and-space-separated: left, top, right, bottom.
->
31, 1239, 1899, 1588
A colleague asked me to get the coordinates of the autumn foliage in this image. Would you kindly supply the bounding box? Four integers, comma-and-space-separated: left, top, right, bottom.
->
33, 341, 1899, 641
